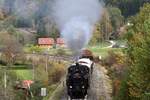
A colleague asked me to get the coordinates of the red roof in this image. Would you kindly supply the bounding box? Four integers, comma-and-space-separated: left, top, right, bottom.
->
22, 80, 34, 88
56, 38, 65, 44
38, 38, 54, 45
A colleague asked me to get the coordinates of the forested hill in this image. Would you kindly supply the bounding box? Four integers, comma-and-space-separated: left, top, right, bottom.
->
1, 0, 150, 18
0, 0, 150, 44
105, 0, 150, 17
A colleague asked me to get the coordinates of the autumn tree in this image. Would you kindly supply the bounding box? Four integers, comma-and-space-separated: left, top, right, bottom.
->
90, 8, 113, 45
116, 3, 150, 100
90, 23, 102, 45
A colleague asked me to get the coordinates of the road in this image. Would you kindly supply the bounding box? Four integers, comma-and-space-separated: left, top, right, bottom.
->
105, 40, 116, 48
49, 65, 112, 100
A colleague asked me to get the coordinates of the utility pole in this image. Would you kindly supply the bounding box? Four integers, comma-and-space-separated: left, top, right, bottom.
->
4, 69, 7, 98
3, 65, 8, 99
45, 50, 48, 75
46, 55, 48, 74
32, 61, 35, 81
32, 51, 35, 80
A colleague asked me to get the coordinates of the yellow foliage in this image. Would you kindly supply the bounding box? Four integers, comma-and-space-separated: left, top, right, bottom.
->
48, 62, 66, 84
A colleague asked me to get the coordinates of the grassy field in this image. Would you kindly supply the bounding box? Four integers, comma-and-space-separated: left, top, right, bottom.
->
23, 41, 124, 59
88, 41, 111, 48
0, 64, 33, 80
87, 40, 125, 58
11, 64, 33, 80
14, 69, 33, 80
89, 47, 122, 58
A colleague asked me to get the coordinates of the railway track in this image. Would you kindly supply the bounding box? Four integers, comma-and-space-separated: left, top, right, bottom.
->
0, 51, 74, 62
25, 53, 74, 62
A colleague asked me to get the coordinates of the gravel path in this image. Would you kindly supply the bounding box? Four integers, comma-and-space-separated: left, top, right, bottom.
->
88, 65, 112, 100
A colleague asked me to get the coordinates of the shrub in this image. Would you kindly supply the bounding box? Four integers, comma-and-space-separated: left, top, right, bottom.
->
30, 81, 45, 100
102, 50, 127, 98
48, 62, 66, 84
56, 48, 66, 55
28, 45, 43, 53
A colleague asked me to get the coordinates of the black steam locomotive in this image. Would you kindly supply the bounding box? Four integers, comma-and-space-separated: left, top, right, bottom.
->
66, 57, 94, 100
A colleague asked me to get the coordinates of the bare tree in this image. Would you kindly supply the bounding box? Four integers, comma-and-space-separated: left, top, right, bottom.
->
0, 31, 22, 65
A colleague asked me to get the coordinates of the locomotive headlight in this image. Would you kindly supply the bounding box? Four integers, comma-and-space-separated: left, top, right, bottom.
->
82, 86, 85, 89
69, 86, 72, 88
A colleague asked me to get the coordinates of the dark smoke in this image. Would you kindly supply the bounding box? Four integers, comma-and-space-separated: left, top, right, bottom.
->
52, 0, 103, 53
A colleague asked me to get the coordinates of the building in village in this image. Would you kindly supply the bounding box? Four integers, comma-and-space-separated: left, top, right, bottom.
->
56, 38, 65, 47
38, 38, 65, 48
38, 38, 55, 48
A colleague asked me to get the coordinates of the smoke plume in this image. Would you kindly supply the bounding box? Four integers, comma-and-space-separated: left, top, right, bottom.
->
52, 0, 103, 53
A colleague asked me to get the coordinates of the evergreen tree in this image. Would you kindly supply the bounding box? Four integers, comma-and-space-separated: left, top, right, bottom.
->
105, 0, 150, 17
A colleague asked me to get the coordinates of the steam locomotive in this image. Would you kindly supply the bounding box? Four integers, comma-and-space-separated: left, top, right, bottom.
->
66, 50, 94, 100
